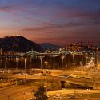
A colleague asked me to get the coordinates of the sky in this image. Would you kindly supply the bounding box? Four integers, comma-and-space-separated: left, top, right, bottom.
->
0, 0, 100, 45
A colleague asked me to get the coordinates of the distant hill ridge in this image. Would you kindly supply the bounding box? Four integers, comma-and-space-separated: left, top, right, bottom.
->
40, 43, 61, 50
0, 36, 42, 52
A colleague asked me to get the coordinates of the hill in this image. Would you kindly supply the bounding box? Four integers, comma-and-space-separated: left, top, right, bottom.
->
0, 36, 42, 52
40, 43, 60, 50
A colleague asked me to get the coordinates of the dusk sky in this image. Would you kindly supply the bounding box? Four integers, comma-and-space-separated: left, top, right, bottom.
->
0, 0, 100, 45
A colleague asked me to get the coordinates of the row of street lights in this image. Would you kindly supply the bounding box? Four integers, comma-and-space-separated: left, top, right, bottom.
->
0, 52, 97, 71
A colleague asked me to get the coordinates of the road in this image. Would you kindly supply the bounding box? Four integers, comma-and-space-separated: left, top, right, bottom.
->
1, 68, 100, 89
47, 89, 100, 100
1, 68, 100, 100
0, 85, 34, 100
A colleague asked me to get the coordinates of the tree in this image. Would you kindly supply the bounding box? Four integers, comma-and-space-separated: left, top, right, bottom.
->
34, 86, 48, 100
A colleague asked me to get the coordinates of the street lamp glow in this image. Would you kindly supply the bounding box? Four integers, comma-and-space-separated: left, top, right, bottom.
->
24, 58, 27, 85
16, 58, 19, 69
61, 55, 65, 68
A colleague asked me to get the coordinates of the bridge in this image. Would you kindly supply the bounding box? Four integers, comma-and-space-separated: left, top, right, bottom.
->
25, 50, 96, 59
0, 50, 96, 59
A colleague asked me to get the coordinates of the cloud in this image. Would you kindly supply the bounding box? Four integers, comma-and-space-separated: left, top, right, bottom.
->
0, 1, 99, 25
53, 6, 100, 20
0, 3, 54, 25
30, 34, 100, 45
0, 0, 100, 45
21, 20, 100, 32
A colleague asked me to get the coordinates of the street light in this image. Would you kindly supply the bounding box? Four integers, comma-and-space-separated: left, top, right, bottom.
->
39, 56, 44, 69
0, 59, 2, 69
24, 58, 27, 85
16, 57, 19, 70
72, 52, 75, 63
7, 95, 10, 100
5, 58, 7, 70
39, 56, 44, 86
44, 61, 48, 69
61, 55, 65, 69
30, 58, 32, 69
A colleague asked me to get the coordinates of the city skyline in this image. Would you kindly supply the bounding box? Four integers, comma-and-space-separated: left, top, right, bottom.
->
0, 0, 100, 45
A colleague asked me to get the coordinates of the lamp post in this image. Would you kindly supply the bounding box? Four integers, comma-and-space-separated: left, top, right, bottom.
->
7, 95, 10, 100
24, 58, 27, 85
0, 59, 2, 68
94, 52, 98, 68
44, 61, 49, 94
44, 61, 48, 69
41, 57, 43, 69
16, 57, 19, 70
85, 53, 88, 65
30, 58, 32, 69
61, 55, 65, 70
39, 56, 45, 86
72, 52, 75, 65
5, 58, 7, 70
39, 56, 44, 69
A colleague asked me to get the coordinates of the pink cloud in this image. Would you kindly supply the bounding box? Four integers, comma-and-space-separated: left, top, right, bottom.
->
21, 20, 100, 33
51, 5, 100, 22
